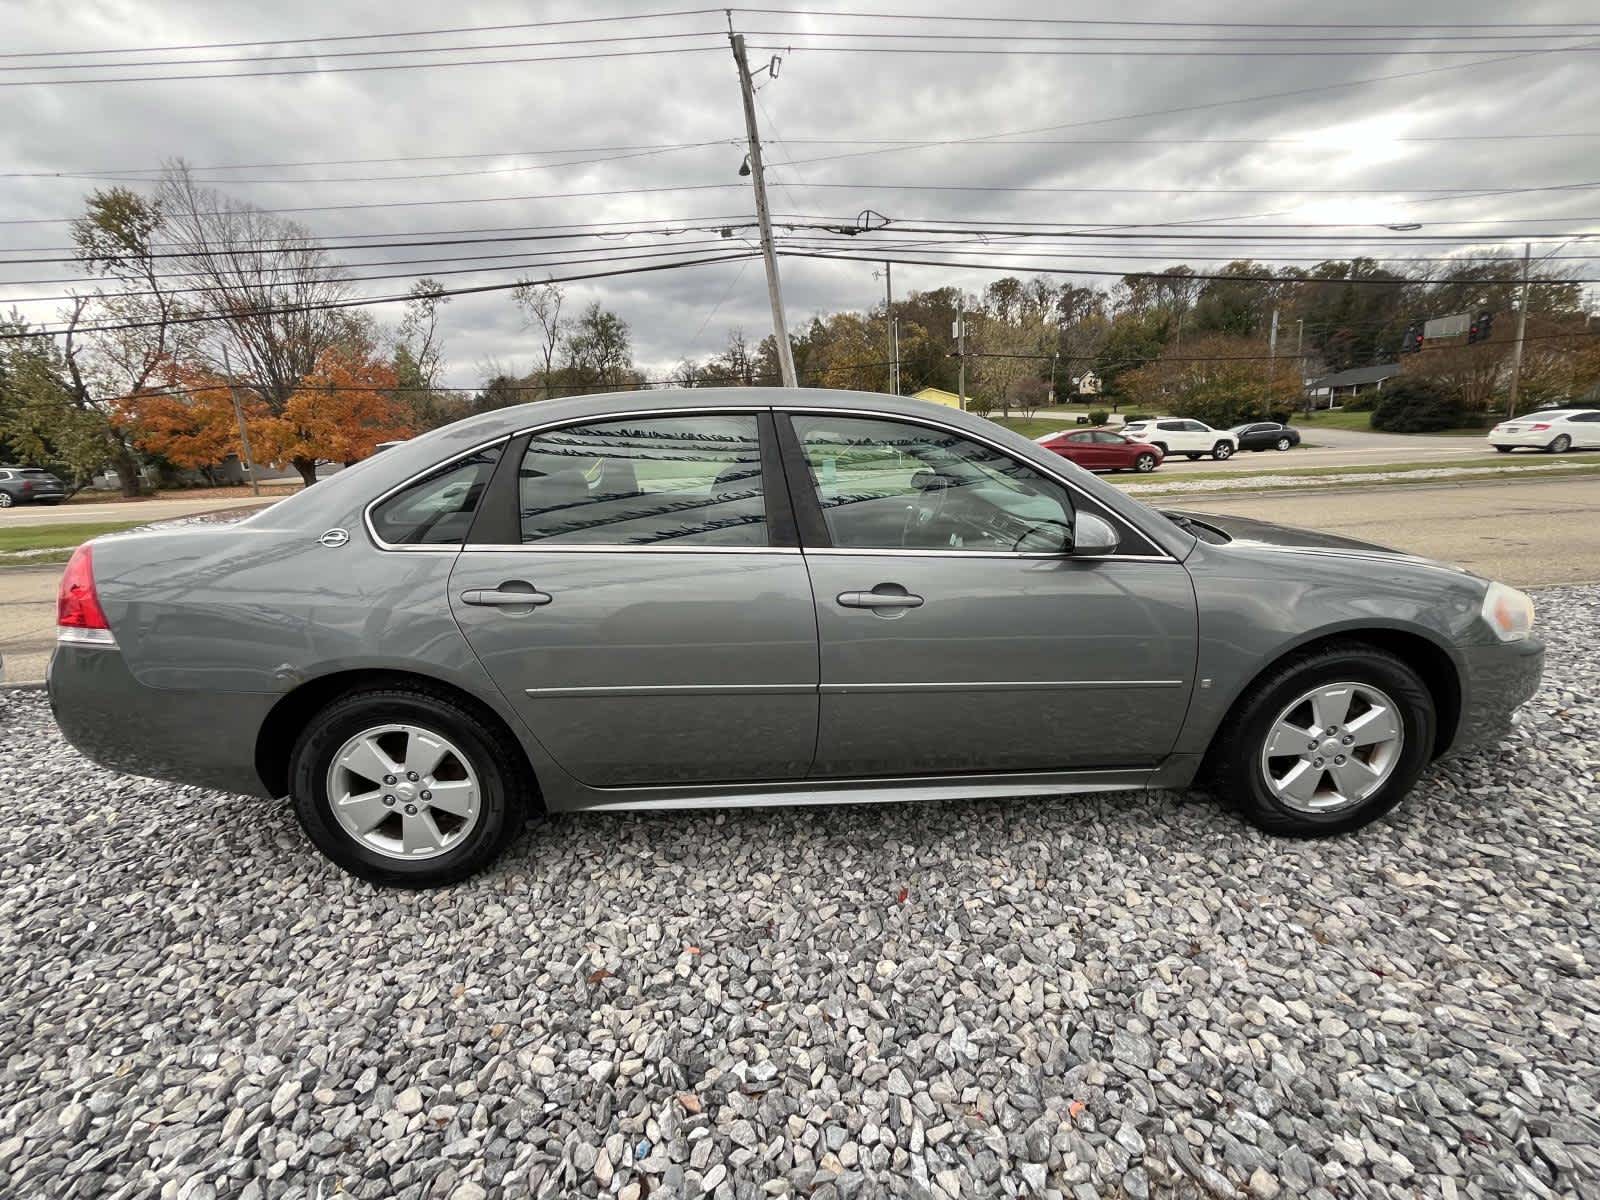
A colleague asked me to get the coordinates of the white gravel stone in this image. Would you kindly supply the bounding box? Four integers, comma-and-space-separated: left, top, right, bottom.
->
1, 584, 1597, 1199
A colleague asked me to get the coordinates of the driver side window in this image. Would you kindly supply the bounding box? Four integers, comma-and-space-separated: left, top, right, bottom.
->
788, 414, 1074, 553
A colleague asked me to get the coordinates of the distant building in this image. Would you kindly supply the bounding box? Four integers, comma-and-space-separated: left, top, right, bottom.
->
1074, 370, 1102, 397
911, 386, 964, 411
1305, 363, 1401, 406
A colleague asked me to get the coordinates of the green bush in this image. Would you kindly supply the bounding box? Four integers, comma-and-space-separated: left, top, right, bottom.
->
1370, 378, 1464, 432
1087, 409, 1109, 425
1340, 393, 1380, 413
1122, 413, 1151, 424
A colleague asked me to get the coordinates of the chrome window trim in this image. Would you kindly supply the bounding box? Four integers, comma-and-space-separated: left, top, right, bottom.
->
363, 434, 512, 553
463, 543, 802, 555
800, 547, 1175, 563
366, 403, 1178, 559
783, 405, 1178, 561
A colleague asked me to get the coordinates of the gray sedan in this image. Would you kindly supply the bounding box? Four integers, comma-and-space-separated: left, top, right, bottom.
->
49, 389, 1544, 886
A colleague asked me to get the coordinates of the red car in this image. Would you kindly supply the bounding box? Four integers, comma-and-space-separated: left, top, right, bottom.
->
1036, 428, 1164, 473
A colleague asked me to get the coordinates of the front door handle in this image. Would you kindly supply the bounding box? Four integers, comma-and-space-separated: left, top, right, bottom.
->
460, 585, 553, 607
837, 589, 924, 610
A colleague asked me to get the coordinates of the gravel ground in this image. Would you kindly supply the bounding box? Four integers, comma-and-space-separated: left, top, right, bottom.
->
2, 590, 1597, 1200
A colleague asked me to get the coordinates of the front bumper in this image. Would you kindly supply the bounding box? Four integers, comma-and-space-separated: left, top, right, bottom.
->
48, 644, 278, 797
1444, 635, 1546, 757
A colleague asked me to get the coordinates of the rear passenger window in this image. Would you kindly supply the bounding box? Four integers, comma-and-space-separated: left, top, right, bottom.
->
370, 446, 501, 546
518, 414, 768, 547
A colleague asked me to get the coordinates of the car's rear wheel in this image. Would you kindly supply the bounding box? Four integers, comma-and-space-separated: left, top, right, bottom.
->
1548, 434, 1572, 453
1275, 437, 1293, 451
1494, 445, 1514, 453
289, 686, 528, 886
1134, 452, 1158, 473
1212, 441, 1234, 460
1210, 643, 1434, 836
1185, 452, 1202, 461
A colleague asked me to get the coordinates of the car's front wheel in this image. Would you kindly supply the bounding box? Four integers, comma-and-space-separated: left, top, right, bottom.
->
1494, 445, 1514, 453
1134, 452, 1158, 473
1212, 441, 1234, 460
290, 686, 529, 886
0, 492, 12, 508
1210, 643, 1434, 836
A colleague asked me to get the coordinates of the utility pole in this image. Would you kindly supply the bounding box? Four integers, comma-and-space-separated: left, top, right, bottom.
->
1267, 306, 1279, 410
1507, 241, 1531, 418
875, 262, 897, 394
729, 32, 796, 388
891, 318, 900, 396
220, 345, 260, 496
954, 306, 967, 411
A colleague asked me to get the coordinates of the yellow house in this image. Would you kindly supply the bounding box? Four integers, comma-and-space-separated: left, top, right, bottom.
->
911, 386, 963, 411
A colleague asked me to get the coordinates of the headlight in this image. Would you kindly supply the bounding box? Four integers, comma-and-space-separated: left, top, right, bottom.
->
1481, 581, 1535, 642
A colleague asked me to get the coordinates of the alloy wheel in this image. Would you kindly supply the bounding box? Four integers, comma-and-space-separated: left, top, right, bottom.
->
1550, 434, 1571, 453
0, 493, 12, 508
1135, 453, 1156, 472
1276, 437, 1292, 451
1258, 681, 1404, 814
326, 723, 482, 860
1213, 442, 1233, 460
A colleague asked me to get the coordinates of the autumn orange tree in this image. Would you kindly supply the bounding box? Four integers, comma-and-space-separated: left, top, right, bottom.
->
119, 364, 251, 482
254, 341, 412, 473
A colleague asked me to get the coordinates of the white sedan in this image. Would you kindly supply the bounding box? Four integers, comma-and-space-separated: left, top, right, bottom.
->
1487, 409, 1600, 453
1121, 417, 1238, 460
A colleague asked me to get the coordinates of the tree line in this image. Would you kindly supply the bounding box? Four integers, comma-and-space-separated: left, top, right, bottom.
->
2, 163, 1596, 493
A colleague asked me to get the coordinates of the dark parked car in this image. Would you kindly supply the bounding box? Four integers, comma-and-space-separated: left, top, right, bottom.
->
50, 389, 1543, 886
1035, 428, 1163, 473
1230, 422, 1301, 452
0, 466, 66, 507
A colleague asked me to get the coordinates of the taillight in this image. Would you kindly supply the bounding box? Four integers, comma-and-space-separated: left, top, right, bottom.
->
1529, 423, 1550, 431
20, 480, 32, 495
57, 544, 116, 646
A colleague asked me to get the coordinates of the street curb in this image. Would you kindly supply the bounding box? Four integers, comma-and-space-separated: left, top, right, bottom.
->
1, 680, 45, 691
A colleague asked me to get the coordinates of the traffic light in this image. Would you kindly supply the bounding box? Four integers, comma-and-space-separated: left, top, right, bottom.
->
1401, 323, 1425, 354
1468, 310, 1494, 344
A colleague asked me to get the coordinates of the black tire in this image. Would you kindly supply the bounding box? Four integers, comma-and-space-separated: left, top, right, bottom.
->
1548, 434, 1571, 454
1209, 642, 1435, 837
1134, 452, 1158, 473
1212, 441, 1234, 461
1275, 437, 1293, 451
289, 685, 531, 886
1186, 453, 1202, 461
1494, 445, 1513, 453
1152, 442, 1169, 456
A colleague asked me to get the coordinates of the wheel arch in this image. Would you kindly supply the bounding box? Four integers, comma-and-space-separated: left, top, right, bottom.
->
1200, 626, 1463, 771
255, 667, 544, 808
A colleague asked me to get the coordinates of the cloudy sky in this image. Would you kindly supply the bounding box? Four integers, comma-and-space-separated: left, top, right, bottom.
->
1, 0, 1595, 382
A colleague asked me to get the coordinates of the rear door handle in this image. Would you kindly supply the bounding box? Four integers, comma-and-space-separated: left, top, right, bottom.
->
460, 586, 553, 607
837, 590, 924, 610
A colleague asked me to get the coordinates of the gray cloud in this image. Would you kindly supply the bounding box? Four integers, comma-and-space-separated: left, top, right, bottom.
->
3, 0, 1595, 380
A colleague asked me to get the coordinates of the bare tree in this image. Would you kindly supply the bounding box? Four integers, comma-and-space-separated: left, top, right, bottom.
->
63, 187, 196, 495
156, 162, 355, 485
512, 278, 565, 398
397, 278, 449, 387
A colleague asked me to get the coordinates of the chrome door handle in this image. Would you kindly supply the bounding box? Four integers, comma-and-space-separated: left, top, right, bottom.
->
837, 590, 924, 609
460, 587, 553, 607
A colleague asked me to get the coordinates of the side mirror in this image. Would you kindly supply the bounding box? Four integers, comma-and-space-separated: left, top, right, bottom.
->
1070, 512, 1121, 557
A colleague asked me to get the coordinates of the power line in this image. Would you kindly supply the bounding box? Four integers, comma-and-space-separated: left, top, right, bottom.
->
11, 130, 1595, 181
0, 252, 762, 339
748, 42, 1600, 56
0, 30, 726, 72
734, 10, 1600, 31
0, 45, 725, 87
776, 248, 1600, 286
0, 9, 723, 58
0, 217, 759, 262
0, 241, 757, 305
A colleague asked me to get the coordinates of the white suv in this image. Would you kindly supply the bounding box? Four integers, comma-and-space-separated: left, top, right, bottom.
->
1121, 418, 1238, 461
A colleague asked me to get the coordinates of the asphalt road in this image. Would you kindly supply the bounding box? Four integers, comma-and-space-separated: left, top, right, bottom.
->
3, 474, 1594, 684
0, 494, 274, 527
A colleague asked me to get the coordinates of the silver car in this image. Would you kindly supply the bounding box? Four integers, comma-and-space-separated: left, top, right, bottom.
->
50, 389, 1544, 886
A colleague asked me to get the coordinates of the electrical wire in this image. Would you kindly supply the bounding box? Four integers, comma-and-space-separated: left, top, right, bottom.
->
0, 251, 762, 339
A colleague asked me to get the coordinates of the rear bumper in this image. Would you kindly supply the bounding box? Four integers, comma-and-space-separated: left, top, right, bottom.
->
1444, 635, 1545, 757
48, 644, 277, 797
1488, 435, 1555, 449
